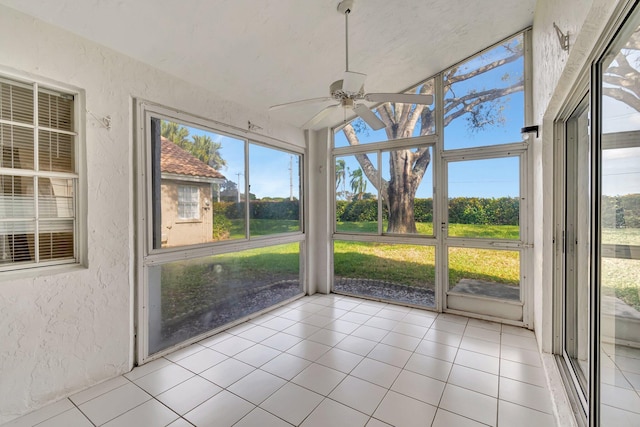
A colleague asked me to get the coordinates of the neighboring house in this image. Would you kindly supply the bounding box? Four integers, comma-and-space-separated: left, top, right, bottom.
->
160, 137, 225, 247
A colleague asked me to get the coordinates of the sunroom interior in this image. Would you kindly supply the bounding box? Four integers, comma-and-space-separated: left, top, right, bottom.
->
1, 0, 639, 426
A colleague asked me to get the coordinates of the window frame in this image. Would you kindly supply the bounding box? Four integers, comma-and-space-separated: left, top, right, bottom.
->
135, 100, 306, 362
0, 73, 83, 273
177, 184, 200, 220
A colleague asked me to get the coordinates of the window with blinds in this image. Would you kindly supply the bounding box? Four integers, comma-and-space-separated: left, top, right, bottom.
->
0, 76, 77, 270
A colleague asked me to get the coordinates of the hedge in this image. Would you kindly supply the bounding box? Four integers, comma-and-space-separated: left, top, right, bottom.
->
213, 194, 640, 228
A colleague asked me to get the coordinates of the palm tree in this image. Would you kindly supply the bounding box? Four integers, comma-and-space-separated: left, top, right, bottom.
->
335, 159, 348, 199
350, 168, 367, 200
191, 135, 227, 170
161, 121, 190, 148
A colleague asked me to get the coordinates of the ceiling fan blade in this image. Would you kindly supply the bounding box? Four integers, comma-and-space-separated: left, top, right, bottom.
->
302, 104, 340, 129
353, 104, 386, 130
364, 93, 434, 105
342, 71, 367, 93
269, 97, 334, 111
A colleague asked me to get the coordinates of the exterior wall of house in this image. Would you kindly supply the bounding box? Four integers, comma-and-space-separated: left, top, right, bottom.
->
0, 5, 304, 423
160, 180, 214, 247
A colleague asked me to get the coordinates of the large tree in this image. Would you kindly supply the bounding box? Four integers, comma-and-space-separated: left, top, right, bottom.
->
342, 37, 525, 233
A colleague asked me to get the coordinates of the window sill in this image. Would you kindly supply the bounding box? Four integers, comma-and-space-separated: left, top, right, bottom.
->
0, 262, 87, 283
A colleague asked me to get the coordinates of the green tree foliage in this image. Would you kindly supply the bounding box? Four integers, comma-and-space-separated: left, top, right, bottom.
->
350, 168, 367, 200
161, 121, 226, 170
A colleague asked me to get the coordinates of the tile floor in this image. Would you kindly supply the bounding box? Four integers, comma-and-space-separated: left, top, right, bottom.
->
5, 294, 557, 427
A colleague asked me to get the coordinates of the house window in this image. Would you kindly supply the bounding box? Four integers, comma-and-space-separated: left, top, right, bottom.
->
177, 185, 199, 220
0, 76, 78, 271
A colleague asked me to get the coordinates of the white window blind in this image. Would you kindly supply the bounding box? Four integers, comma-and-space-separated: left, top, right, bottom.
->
0, 76, 77, 270
178, 185, 199, 219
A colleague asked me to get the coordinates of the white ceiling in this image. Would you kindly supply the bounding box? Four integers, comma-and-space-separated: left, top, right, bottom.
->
0, 0, 535, 129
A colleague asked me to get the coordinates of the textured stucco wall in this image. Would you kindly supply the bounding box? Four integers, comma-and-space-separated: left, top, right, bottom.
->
0, 5, 303, 423
531, 0, 627, 353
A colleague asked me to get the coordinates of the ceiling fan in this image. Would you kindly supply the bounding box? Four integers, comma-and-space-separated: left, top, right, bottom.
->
269, 0, 434, 130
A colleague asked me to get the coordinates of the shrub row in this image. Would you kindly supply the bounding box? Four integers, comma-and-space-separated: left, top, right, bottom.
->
214, 200, 300, 221
602, 194, 640, 228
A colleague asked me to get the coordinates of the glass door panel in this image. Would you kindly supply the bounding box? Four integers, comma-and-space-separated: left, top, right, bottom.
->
599, 18, 640, 425
563, 101, 590, 403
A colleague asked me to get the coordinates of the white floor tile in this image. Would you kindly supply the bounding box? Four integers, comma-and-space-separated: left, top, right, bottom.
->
463, 325, 501, 344
351, 358, 401, 388
261, 352, 312, 380
601, 403, 640, 426
351, 325, 389, 341
448, 364, 498, 397
301, 398, 369, 427
601, 383, 640, 414
199, 358, 255, 388
366, 418, 393, 427
432, 409, 487, 427
79, 382, 151, 426
238, 325, 278, 342
261, 331, 303, 351
404, 353, 452, 382
502, 324, 535, 338
164, 344, 207, 362
335, 335, 377, 356
391, 370, 446, 406
367, 343, 412, 368
234, 408, 293, 427
437, 314, 469, 324
380, 331, 421, 351
467, 318, 502, 332
501, 333, 538, 351
133, 363, 194, 396
260, 317, 298, 331
210, 335, 256, 356
69, 376, 130, 405
278, 308, 312, 322
459, 336, 501, 358
439, 384, 497, 426
174, 347, 227, 373
3, 399, 74, 427
124, 357, 172, 381
260, 383, 323, 425
392, 322, 429, 339
373, 390, 437, 427
351, 304, 383, 316
291, 363, 346, 395
454, 349, 500, 375
282, 322, 321, 338
307, 328, 348, 346
34, 408, 93, 427
326, 319, 361, 335
226, 322, 256, 336
166, 417, 193, 427
500, 359, 548, 387
432, 319, 467, 335
498, 400, 555, 427
102, 399, 178, 427
286, 340, 332, 361
500, 345, 542, 367
300, 313, 334, 327
364, 316, 399, 331
184, 390, 254, 427
156, 376, 222, 415
234, 343, 281, 367
499, 377, 553, 414
228, 369, 287, 405
317, 306, 349, 319
402, 313, 436, 328
316, 348, 364, 373
329, 375, 387, 415
339, 311, 373, 324
377, 308, 409, 320
198, 331, 233, 348
414, 339, 458, 362
424, 328, 463, 347
297, 302, 326, 314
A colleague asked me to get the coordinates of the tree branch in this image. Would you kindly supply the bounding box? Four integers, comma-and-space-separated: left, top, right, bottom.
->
443, 82, 523, 127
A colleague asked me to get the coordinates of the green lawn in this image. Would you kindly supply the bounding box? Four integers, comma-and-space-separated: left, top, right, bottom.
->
336, 221, 519, 239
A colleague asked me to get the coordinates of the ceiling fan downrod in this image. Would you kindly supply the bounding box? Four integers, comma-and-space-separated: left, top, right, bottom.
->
337, 0, 355, 72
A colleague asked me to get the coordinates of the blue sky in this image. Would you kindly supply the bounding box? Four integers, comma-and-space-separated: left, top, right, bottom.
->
186, 126, 301, 200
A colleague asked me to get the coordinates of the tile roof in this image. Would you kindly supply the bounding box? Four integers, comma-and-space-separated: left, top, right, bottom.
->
160, 137, 225, 180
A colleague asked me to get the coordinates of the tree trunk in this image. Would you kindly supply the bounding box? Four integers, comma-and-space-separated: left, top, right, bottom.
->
386, 151, 419, 233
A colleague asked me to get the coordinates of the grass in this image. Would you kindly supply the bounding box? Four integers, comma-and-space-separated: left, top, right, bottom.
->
336, 221, 519, 239
227, 219, 300, 239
